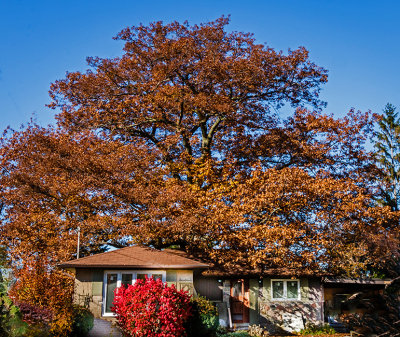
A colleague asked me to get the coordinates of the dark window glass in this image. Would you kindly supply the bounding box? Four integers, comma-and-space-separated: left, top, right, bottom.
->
152, 274, 162, 281
122, 274, 133, 287
137, 273, 147, 281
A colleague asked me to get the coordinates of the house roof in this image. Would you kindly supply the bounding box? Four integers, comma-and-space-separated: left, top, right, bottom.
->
59, 246, 209, 269
202, 266, 330, 278
322, 277, 391, 285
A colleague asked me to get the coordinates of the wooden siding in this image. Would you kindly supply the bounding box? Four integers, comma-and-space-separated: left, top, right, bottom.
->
249, 279, 260, 324
194, 277, 223, 301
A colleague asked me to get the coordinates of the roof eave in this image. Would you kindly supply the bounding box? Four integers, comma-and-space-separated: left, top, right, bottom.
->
59, 263, 209, 269
323, 277, 392, 285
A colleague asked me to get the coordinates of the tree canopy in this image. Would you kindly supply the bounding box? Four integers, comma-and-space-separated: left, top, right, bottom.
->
0, 17, 398, 276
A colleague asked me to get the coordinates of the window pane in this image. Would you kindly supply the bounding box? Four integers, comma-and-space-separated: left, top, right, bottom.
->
137, 273, 147, 281
287, 281, 299, 299
106, 274, 118, 313
272, 281, 284, 299
151, 274, 162, 281
232, 281, 243, 298
122, 274, 133, 287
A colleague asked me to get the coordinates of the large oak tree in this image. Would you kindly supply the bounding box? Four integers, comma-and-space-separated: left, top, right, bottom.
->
0, 17, 398, 276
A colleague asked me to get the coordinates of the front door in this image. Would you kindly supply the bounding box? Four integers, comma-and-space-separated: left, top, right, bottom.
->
230, 279, 249, 323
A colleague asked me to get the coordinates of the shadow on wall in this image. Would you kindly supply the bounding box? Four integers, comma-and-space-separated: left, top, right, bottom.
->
259, 285, 323, 334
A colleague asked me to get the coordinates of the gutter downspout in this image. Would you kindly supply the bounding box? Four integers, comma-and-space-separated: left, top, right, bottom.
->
228, 306, 233, 329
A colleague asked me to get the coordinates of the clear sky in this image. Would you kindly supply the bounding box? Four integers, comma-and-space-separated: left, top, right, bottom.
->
1, 0, 399, 131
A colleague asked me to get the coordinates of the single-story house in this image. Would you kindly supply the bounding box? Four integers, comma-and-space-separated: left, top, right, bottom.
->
60, 246, 389, 333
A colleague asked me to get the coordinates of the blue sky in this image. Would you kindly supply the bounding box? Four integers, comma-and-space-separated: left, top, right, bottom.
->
1, 0, 399, 131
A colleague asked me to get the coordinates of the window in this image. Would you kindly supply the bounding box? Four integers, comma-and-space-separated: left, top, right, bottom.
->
136, 273, 147, 281
103, 270, 166, 316
271, 279, 300, 300
121, 273, 133, 287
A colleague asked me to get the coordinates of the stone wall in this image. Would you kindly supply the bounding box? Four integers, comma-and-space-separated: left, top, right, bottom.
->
259, 277, 324, 333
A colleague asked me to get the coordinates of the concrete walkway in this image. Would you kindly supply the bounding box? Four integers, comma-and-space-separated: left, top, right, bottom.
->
88, 318, 123, 337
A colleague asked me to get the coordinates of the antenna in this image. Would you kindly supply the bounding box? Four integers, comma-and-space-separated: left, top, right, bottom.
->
77, 226, 80, 259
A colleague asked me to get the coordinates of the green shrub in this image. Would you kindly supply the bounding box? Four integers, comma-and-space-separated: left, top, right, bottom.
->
215, 327, 251, 337
299, 323, 335, 335
23, 324, 51, 337
226, 332, 251, 337
1, 303, 29, 337
230, 333, 251, 337
70, 305, 94, 337
187, 296, 219, 337
0, 280, 30, 337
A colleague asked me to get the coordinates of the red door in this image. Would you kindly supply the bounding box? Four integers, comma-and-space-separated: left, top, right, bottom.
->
230, 279, 249, 323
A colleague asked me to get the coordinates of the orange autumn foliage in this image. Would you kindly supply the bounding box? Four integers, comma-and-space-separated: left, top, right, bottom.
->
9, 259, 74, 335
0, 16, 398, 280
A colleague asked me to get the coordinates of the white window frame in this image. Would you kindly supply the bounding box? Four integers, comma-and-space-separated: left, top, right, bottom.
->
270, 279, 301, 301
102, 270, 167, 317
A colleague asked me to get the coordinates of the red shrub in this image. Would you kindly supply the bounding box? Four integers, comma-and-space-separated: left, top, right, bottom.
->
112, 277, 192, 337
14, 301, 53, 325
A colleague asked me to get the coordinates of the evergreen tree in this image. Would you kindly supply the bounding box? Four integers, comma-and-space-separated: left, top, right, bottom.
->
374, 103, 400, 211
